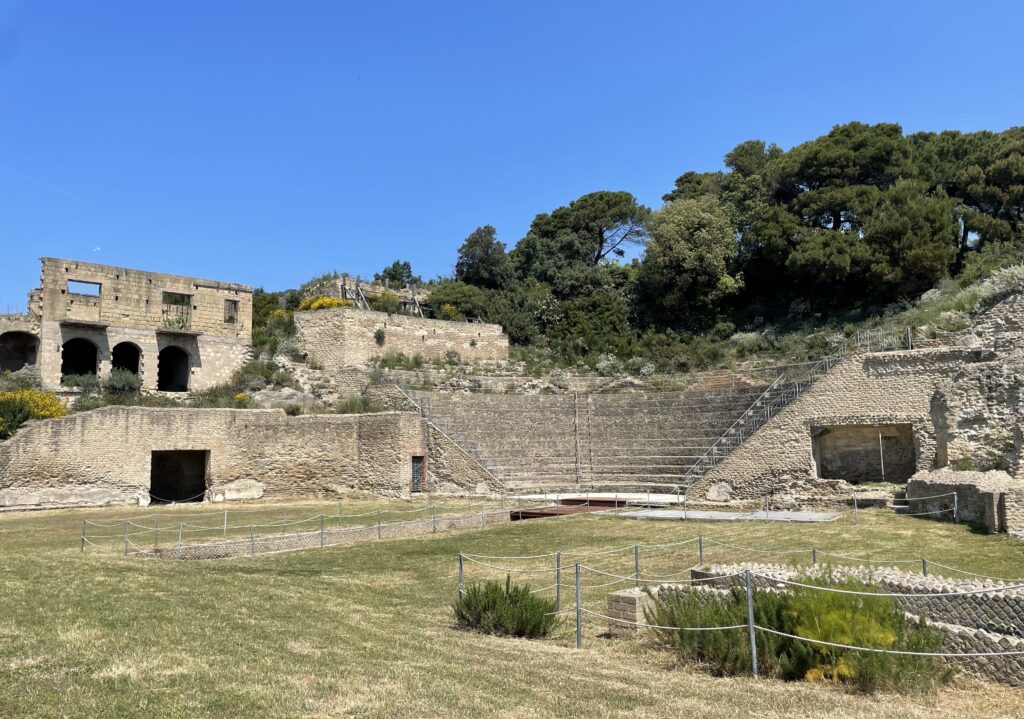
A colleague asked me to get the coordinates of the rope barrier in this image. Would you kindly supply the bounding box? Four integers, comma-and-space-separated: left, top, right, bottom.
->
891, 492, 958, 502
578, 608, 747, 633
755, 626, 1024, 657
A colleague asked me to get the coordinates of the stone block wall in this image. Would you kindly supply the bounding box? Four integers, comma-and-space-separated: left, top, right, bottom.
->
294, 307, 508, 370
907, 468, 1024, 533
690, 349, 982, 500
606, 588, 653, 637
0, 407, 433, 508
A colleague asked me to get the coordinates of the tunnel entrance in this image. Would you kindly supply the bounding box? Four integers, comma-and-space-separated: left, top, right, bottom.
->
813, 424, 916, 484
0, 332, 38, 371
112, 342, 141, 375
61, 337, 99, 379
149, 450, 208, 504
157, 346, 190, 392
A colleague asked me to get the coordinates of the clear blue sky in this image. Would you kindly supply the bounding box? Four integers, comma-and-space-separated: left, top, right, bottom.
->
2, 1, 1023, 311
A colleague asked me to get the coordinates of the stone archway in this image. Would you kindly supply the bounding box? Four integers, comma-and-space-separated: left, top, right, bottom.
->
157, 345, 190, 392
112, 342, 142, 376
61, 337, 99, 378
0, 331, 38, 372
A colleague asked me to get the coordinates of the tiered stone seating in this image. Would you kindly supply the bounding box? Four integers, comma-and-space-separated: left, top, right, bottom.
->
420, 384, 770, 493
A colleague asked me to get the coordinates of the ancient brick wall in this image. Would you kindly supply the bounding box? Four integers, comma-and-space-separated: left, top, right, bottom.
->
907, 468, 1024, 533
294, 307, 508, 369
0, 407, 433, 508
35, 258, 253, 391
690, 349, 983, 500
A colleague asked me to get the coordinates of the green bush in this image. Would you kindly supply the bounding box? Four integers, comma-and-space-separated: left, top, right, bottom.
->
61, 373, 100, 394
331, 396, 386, 414
0, 367, 42, 392
649, 577, 952, 694
73, 393, 180, 413
105, 368, 142, 395
375, 352, 424, 370
374, 328, 386, 346
370, 291, 402, 314
454, 577, 559, 639
0, 394, 32, 439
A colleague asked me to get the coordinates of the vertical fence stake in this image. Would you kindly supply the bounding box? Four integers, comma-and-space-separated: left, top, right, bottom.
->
123, 522, 129, 556
634, 544, 640, 588
223, 510, 228, 539
388, 497, 392, 521
431, 505, 437, 533
744, 569, 758, 679
683, 492, 688, 520
575, 562, 582, 649
480, 502, 485, 527
764, 495, 769, 521
249, 525, 255, 556
922, 558, 928, 577
458, 552, 464, 597
338, 500, 342, 525
853, 496, 859, 525
153, 515, 159, 550
377, 510, 382, 540
555, 551, 562, 611
177, 523, 183, 559
698, 535, 704, 565
281, 510, 286, 534
811, 548, 817, 566
953, 492, 959, 523
80, 520, 86, 552
320, 514, 325, 548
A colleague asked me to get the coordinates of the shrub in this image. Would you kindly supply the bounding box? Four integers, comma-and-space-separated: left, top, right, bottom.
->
105, 368, 141, 395
331, 396, 386, 414
72, 393, 179, 413
375, 352, 424, 370
283, 404, 304, 416
0, 366, 42, 391
297, 295, 353, 311
453, 577, 559, 639
370, 291, 402, 314
444, 350, 461, 365
61, 373, 100, 394
649, 577, 952, 694
374, 328, 386, 346
439, 303, 463, 321
0, 388, 68, 439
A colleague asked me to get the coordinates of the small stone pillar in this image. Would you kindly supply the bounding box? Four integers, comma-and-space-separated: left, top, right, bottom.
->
606, 587, 653, 638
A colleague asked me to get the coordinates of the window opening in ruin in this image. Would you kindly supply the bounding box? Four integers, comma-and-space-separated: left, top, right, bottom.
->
67, 280, 101, 296
161, 292, 192, 330
157, 345, 190, 391
60, 338, 99, 379
224, 299, 239, 324
112, 342, 141, 375
149, 450, 208, 504
411, 456, 425, 492
0, 332, 39, 371
812, 423, 916, 484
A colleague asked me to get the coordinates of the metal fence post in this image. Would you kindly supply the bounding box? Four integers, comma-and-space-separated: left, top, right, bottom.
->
811, 548, 816, 566
853, 496, 858, 525
480, 503, 485, 527
922, 558, 928, 577
953, 492, 959, 523
80, 520, 86, 552
555, 551, 562, 611
377, 510, 382, 540
176, 523, 183, 559
223, 510, 228, 539
575, 562, 582, 649
320, 514, 325, 548
764, 495, 769, 521
281, 510, 286, 534
698, 535, 704, 565
744, 569, 758, 679
634, 544, 640, 588
458, 552, 464, 596
431, 505, 437, 533
123, 522, 128, 556
153, 515, 159, 550
249, 525, 255, 556
388, 497, 392, 521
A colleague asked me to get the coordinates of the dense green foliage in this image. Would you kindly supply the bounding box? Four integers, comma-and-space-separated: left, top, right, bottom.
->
649, 579, 952, 694
453, 577, 559, 639
248, 123, 1024, 372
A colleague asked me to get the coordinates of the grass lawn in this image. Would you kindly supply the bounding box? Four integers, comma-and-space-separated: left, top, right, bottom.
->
2, 498, 1024, 718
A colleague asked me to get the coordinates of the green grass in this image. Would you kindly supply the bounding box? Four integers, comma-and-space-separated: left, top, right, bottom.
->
1, 501, 1023, 718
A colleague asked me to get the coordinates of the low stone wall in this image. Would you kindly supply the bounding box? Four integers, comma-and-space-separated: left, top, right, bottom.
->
907, 468, 1024, 533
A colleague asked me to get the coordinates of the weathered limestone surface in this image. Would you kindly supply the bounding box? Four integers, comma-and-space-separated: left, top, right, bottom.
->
0, 407, 437, 507
907, 468, 1024, 533
691, 349, 985, 500
294, 307, 508, 370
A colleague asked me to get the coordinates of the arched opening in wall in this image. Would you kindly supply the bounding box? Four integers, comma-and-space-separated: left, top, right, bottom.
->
149, 450, 209, 503
157, 346, 190, 392
60, 338, 99, 380
0, 332, 39, 371
111, 342, 141, 375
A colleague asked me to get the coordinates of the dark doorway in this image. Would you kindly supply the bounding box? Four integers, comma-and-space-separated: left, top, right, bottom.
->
813, 424, 916, 484
61, 338, 99, 378
411, 456, 425, 493
112, 342, 141, 375
0, 332, 38, 371
157, 346, 190, 391
149, 450, 208, 503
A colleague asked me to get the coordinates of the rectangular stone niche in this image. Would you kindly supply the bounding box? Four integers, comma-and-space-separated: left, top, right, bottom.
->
150, 450, 210, 503
812, 423, 915, 484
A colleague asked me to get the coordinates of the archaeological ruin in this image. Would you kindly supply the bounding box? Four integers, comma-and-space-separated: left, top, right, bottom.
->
2, 256, 1024, 531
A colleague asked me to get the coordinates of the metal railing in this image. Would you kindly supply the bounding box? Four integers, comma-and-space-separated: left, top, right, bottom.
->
680, 328, 914, 487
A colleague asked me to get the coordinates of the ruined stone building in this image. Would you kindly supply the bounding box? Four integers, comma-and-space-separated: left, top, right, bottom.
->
1, 258, 253, 392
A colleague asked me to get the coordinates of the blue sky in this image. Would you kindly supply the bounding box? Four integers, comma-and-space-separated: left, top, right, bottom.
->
1, 1, 1023, 310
